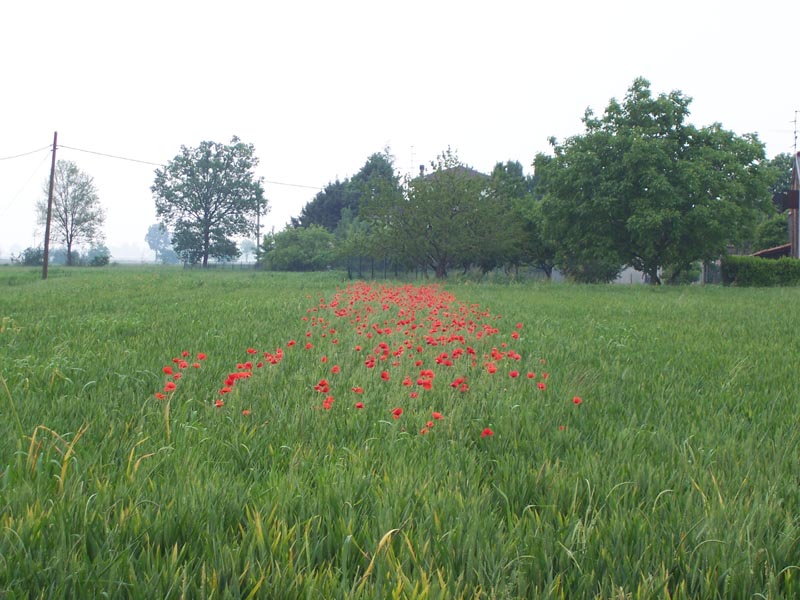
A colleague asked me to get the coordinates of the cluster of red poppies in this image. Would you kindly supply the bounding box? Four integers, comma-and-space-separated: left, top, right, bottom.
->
153, 283, 583, 436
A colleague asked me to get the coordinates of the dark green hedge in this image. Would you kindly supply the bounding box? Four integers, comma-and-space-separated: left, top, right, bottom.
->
721, 255, 800, 286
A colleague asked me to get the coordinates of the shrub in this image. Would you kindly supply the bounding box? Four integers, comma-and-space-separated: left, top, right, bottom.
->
721, 255, 800, 286
12, 247, 44, 266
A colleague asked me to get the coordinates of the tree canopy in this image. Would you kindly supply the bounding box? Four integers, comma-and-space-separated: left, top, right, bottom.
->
152, 137, 266, 266
261, 225, 335, 271
359, 148, 509, 278
536, 77, 772, 283
255, 78, 783, 282
145, 223, 179, 264
292, 151, 399, 232
37, 160, 105, 266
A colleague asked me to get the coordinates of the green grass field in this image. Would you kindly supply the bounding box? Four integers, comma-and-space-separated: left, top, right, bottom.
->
1, 267, 799, 599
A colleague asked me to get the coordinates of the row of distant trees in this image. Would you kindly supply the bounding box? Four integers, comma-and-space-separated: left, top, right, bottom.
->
12, 245, 111, 267
16, 78, 791, 280
259, 79, 789, 283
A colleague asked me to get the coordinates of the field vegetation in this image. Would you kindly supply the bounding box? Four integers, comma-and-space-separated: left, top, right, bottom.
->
1, 267, 798, 598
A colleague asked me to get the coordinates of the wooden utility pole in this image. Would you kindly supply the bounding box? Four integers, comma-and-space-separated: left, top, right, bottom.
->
791, 151, 800, 259
42, 131, 57, 280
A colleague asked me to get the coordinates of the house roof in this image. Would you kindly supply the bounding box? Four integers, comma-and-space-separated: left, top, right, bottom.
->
420, 165, 489, 180
751, 243, 791, 259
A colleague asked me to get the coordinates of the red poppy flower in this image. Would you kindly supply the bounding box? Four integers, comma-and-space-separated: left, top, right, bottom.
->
392, 407, 403, 419
355, 402, 364, 409
321, 355, 328, 363
287, 340, 296, 347
242, 409, 251, 416
197, 352, 207, 360
215, 399, 224, 408
526, 372, 535, 379
481, 427, 494, 437
182, 350, 190, 357
572, 396, 583, 405
419, 427, 429, 435
380, 370, 390, 381
410, 392, 419, 399
305, 342, 313, 350
537, 382, 546, 391
162, 366, 174, 375
509, 370, 519, 378
192, 362, 201, 369
351, 386, 364, 394
432, 411, 443, 420
154, 392, 166, 400
164, 381, 177, 392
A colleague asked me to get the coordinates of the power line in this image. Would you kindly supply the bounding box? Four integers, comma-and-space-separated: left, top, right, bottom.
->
0, 145, 51, 161
59, 144, 165, 167
59, 143, 323, 189
8, 140, 324, 192
263, 179, 322, 190
0, 150, 52, 217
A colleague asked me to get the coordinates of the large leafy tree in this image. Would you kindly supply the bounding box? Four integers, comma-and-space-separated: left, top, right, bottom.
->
144, 223, 179, 264
750, 152, 795, 252
362, 148, 497, 278
152, 137, 266, 266
488, 161, 555, 276
292, 180, 349, 231
293, 150, 400, 232
37, 160, 105, 266
537, 78, 771, 284
767, 152, 794, 196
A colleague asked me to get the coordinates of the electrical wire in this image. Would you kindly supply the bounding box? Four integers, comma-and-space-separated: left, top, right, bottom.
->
59, 144, 165, 167
263, 179, 322, 190
59, 144, 323, 189
0, 145, 51, 161
0, 150, 51, 217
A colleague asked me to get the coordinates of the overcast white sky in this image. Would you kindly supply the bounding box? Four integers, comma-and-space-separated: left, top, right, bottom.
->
1, 0, 798, 261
